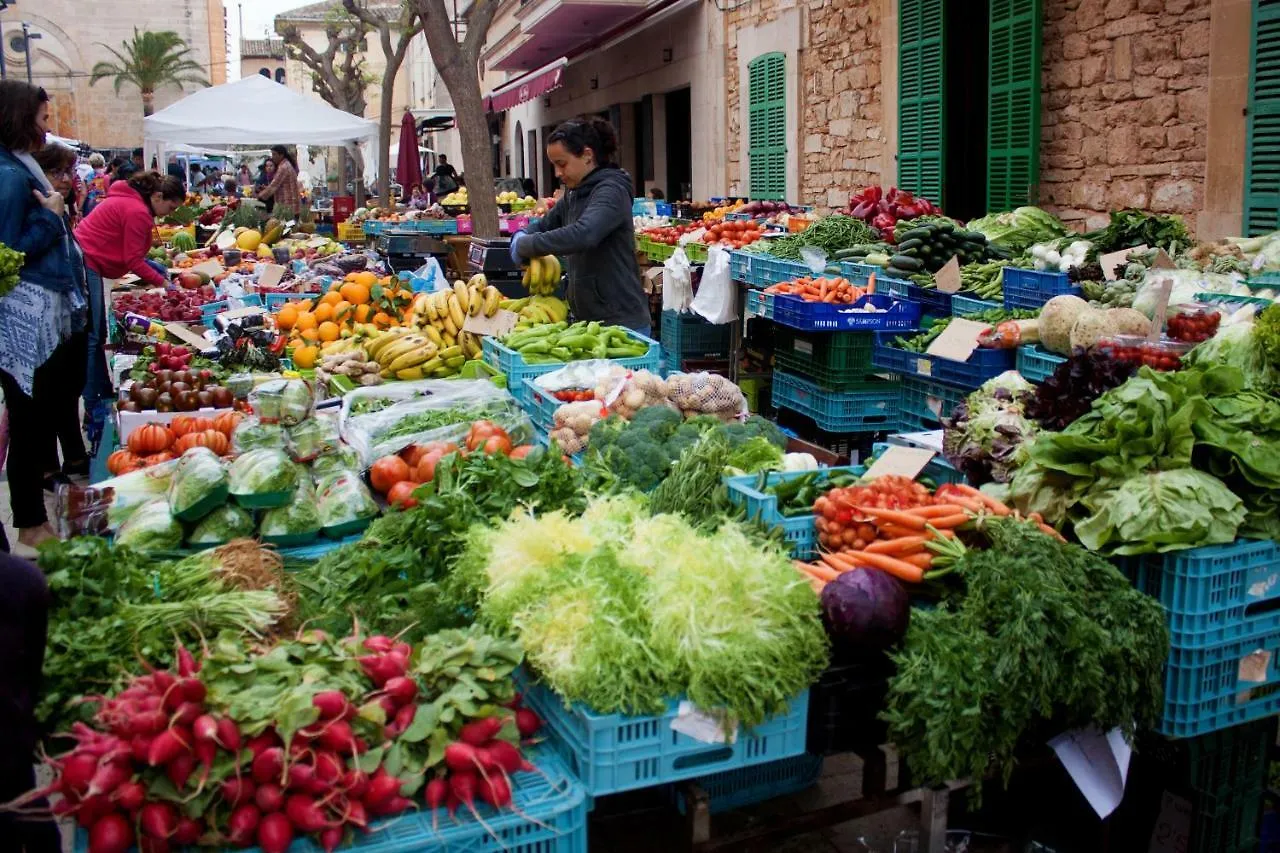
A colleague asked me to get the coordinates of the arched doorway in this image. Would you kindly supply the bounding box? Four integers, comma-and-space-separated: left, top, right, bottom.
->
515, 121, 525, 178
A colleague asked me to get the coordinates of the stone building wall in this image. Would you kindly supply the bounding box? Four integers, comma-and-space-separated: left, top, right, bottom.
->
1039, 0, 1212, 233
721, 0, 1234, 235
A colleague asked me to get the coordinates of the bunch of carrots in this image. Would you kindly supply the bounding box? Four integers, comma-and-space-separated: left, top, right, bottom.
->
796, 481, 1064, 591
763, 276, 868, 304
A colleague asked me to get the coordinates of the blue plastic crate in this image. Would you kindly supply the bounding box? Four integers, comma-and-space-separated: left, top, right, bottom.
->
897, 375, 967, 430
869, 441, 964, 486
416, 218, 459, 235
771, 370, 899, 433
674, 753, 823, 814
724, 465, 864, 558
772, 292, 923, 333
362, 219, 383, 236
200, 293, 264, 327
75, 746, 586, 853
871, 332, 1015, 389
522, 378, 578, 433
1001, 267, 1081, 310
661, 310, 732, 359
729, 249, 755, 283
1116, 540, 1280, 651
746, 256, 814, 288
874, 276, 976, 316
1157, 626, 1280, 738
744, 289, 774, 320
264, 292, 317, 312
951, 294, 1002, 316
482, 329, 661, 407
1017, 344, 1066, 383
517, 673, 810, 798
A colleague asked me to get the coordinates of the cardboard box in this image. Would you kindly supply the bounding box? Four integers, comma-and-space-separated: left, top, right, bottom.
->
116, 405, 235, 444
643, 267, 664, 295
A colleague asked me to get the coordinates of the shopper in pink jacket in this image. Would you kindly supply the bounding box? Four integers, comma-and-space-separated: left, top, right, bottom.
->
74, 171, 184, 416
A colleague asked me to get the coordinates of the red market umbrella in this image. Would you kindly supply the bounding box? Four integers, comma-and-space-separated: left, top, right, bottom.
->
396, 110, 422, 197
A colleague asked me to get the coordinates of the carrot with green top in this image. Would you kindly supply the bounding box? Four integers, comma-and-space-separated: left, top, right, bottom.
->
841, 550, 925, 584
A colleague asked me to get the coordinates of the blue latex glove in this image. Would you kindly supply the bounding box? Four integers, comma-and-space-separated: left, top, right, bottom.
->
509, 231, 526, 265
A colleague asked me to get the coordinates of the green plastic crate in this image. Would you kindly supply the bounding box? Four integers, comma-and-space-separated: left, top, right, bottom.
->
772, 327, 877, 390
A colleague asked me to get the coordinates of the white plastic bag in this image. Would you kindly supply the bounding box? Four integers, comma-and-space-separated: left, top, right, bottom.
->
691, 246, 737, 324
662, 248, 694, 312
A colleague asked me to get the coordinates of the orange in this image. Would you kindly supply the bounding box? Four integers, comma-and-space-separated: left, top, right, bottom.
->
317, 321, 340, 342
321, 290, 342, 306
299, 327, 319, 343
372, 311, 392, 328
296, 298, 314, 313
354, 304, 373, 323
276, 303, 298, 329
353, 270, 377, 288
340, 281, 370, 305
292, 345, 318, 369
294, 311, 317, 331
313, 303, 334, 323
333, 300, 352, 322
328, 280, 343, 292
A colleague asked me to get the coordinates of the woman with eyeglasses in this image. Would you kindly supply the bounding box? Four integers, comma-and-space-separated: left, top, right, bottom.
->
508, 117, 650, 336
0, 82, 91, 552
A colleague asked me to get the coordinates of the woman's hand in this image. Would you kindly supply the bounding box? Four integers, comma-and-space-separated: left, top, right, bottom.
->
34, 189, 65, 217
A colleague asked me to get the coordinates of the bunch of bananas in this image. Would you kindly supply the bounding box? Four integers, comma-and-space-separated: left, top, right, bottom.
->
362, 325, 467, 380
522, 255, 562, 296
499, 294, 570, 327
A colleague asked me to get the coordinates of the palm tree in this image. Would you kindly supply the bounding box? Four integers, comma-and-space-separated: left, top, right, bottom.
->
89, 29, 209, 116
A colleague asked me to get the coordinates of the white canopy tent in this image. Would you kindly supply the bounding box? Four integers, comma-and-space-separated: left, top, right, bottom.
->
142, 76, 377, 180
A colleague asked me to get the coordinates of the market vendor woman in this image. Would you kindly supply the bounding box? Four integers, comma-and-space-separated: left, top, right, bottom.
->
509, 117, 650, 336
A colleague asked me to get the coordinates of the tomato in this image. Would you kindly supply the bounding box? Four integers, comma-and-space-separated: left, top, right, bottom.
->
370, 455, 411, 494
509, 444, 536, 460
401, 444, 429, 467
386, 480, 419, 509
414, 449, 446, 483
479, 434, 513, 455
464, 420, 510, 452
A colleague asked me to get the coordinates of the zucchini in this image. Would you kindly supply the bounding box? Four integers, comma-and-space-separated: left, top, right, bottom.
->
890, 254, 924, 272
833, 248, 865, 260
895, 227, 934, 243
885, 267, 915, 280
864, 252, 891, 267
958, 230, 987, 243
896, 238, 924, 253
934, 221, 955, 233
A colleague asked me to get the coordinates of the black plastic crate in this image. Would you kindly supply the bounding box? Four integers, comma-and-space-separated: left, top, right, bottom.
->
806, 650, 896, 756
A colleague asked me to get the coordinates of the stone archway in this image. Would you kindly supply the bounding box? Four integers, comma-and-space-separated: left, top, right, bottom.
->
1, 15, 83, 139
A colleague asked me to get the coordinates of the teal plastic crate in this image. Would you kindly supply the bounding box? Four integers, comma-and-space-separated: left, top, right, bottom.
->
729, 249, 755, 283
1159, 626, 1280, 738
674, 753, 823, 814
951, 294, 1001, 316
200, 293, 264, 327
482, 330, 660, 407
771, 370, 899, 433
661, 310, 732, 359
744, 289, 774, 320
723, 465, 864, 558
898, 375, 967, 430
1017, 344, 1067, 383
75, 746, 587, 853
869, 442, 963, 486
518, 673, 809, 798
1116, 539, 1280, 651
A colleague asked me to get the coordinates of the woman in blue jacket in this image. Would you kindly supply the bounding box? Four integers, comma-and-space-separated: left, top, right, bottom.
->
0, 81, 90, 550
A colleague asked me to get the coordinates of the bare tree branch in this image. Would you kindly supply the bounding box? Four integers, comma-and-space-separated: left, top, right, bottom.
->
342, 0, 425, 207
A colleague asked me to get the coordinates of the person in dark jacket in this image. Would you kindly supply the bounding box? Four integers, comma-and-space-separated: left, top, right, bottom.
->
509, 117, 649, 335
0, 549, 58, 850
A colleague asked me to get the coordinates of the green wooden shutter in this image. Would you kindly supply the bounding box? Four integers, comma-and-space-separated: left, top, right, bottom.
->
748, 52, 786, 201
898, 0, 944, 201
1245, 0, 1280, 235
986, 0, 1042, 212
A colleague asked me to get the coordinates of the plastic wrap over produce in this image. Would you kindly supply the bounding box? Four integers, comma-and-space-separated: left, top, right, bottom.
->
340, 378, 532, 463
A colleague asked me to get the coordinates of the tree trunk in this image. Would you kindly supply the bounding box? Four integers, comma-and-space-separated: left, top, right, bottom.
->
142, 89, 154, 116
378, 74, 395, 208
440, 66, 499, 237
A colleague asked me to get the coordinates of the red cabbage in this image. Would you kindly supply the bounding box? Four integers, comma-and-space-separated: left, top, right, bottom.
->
819, 568, 910, 650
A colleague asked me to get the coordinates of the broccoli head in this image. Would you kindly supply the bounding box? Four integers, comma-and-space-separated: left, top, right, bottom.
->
628, 405, 683, 441
725, 415, 787, 450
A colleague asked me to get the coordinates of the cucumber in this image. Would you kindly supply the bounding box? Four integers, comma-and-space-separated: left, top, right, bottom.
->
934, 221, 955, 232
890, 254, 924, 272
958, 230, 987, 243
895, 227, 934, 243
833, 248, 865, 260
864, 252, 891, 266
885, 267, 915, 279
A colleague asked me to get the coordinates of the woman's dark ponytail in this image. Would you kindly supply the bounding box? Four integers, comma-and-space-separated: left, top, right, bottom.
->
128, 171, 185, 212
548, 117, 618, 165
271, 144, 299, 172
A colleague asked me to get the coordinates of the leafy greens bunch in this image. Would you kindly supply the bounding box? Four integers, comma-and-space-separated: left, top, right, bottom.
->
456, 495, 828, 726
882, 518, 1168, 793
